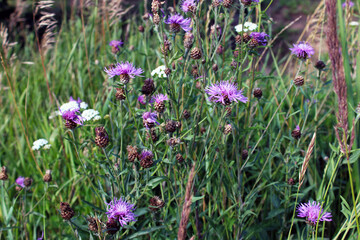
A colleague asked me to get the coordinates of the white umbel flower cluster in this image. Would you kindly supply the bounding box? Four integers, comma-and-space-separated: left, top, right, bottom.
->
151, 65, 167, 78
81, 109, 101, 121
32, 139, 51, 151
235, 22, 258, 33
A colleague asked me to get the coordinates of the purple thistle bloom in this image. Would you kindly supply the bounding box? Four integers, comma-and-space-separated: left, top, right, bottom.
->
181, 0, 197, 13
297, 201, 332, 225
164, 14, 192, 32
109, 40, 124, 48
142, 111, 159, 128
69, 96, 81, 104
105, 197, 137, 227
290, 42, 315, 60
205, 81, 248, 105
16, 176, 25, 188
140, 150, 154, 160
138, 95, 146, 105
104, 62, 144, 79
250, 32, 269, 46
60, 109, 84, 125
342, 1, 354, 8
152, 94, 169, 104
296, 125, 300, 131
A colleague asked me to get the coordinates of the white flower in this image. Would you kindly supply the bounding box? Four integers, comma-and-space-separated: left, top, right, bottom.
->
349, 21, 359, 26
49, 111, 60, 119
235, 22, 258, 33
32, 139, 50, 151
151, 65, 167, 78
80, 102, 88, 109
81, 109, 100, 121
59, 101, 80, 112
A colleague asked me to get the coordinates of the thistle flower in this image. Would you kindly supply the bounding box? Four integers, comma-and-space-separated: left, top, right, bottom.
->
142, 111, 159, 129
297, 201, 332, 225
104, 62, 144, 84
105, 197, 137, 227
241, 0, 259, 6
138, 95, 146, 105
342, 1, 354, 8
109, 40, 124, 54
181, 0, 197, 13
61, 109, 84, 125
164, 14, 192, 32
249, 32, 269, 46
205, 81, 248, 105
16, 176, 25, 188
235, 22, 258, 33
290, 42, 315, 60
152, 94, 168, 104
32, 139, 51, 151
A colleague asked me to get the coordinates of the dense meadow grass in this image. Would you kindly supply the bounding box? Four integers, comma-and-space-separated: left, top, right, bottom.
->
1, 0, 360, 239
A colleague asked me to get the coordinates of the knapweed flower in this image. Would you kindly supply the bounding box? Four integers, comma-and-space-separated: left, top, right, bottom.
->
105, 197, 136, 227
138, 95, 146, 105
104, 62, 144, 84
151, 65, 167, 78
235, 22, 258, 33
290, 42, 315, 60
140, 150, 154, 168
342, 1, 354, 8
152, 94, 169, 113
205, 81, 248, 105
61, 110, 84, 125
249, 32, 269, 46
16, 176, 25, 188
241, 0, 259, 6
81, 109, 101, 121
142, 111, 159, 129
164, 14, 192, 32
181, 0, 197, 13
297, 201, 332, 225
32, 139, 51, 151
109, 40, 124, 54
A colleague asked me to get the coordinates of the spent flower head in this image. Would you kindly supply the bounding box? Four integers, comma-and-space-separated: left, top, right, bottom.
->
205, 81, 248, 105
290, 42, 315, 60
105, 197, 137, 227
297, 201, 332, 225
164, 14, 192, 32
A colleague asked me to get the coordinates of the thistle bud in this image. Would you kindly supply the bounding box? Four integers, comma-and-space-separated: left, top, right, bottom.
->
43, 170, 52, 182
212, 63, 218, 72
0, 166, 8, 181
60, 202, 75, 220
315, 60, 326, 70
165, 120, 177, 133
176, 153, 185, 163
24, 177, 33, 187
224, 124, 232, 135
190, 47, 202, 60
141, 78, 155, 96
87, 217, 99, 233
241, 149, 248, 160
291, 126, 301, 140
294, 76, 305, 87
153, 13, 160, 25
253, 88, 262, 99
149, 196, 165, 211
94, 127, 110, 148
182, 110, 190, 120
183, 32, 194, 49
127, 145, 139, 162
138, 25, 144, 33
106, 218, 120, 235
115, 88, 126, 101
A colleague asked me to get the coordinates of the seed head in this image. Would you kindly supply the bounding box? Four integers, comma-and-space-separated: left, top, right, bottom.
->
294, 76, 305, 87
60, 202, 75, 220
165, 120, 177, 133
0, 166, 8, 181
184, 32, 194, 49
43, 170, 52, 183
190, 47, 202, 60
153, 13, 160, 25
127, 145, 139, 162
94, 127, 110, 148
287, 178, 295, 186
253, 88, 262, 99
141, 78, 155, 96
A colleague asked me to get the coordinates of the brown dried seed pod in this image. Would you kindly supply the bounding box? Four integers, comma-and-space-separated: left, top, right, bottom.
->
151, 0, 161, 13
291, 127, 301, 140
184, 32, 194, 49
212, 0, 221, 7
24, 177, 33, 187
190, 47, 202, 60
154, 101, 166, 113
153, 13, 160, 25
182, 110, 190, 120
43, 170, 52, 182
60, 202, 75, 220
95, 127, 110, 148
235, 35, 242, 44
176, 153, 185, 163
165, 120, 177, 133
216, 45, 224, 54
224, 124, 232, 135
140, 152, 154, 168
115, 88, 126, 101
141, 78, 155, 95
127, 145, 139, 162
223, 0, 234, 8
241, 0, 252, 6
167, 137, 180, 147
149, 196, 165, 211
164, 68, 171, 76
0, 166, 8, 181
294, 76, 305, 87
253, 88, 262, 99
196, 81, 202, 90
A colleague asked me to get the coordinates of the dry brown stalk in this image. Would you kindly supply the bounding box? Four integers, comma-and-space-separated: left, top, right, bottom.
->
325, 0, 352, 152
177, 163, 196, 240
299, 133, 316, 190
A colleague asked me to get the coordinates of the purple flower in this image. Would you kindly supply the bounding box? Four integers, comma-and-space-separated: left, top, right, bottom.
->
140, 150, 154, 160
164, 14, 192, 32
290, 42, 315, 60
60, 109, 84, 125
109, 40, 124, 54
250, 32, 269, 46
205, 81, 248, 105
297, 201, 332, 225
342, 1, 354, 8
69, 96, 81, 104
181, 0, 197, 13
152, 94, 169, 104
105, 197, 137, 227
142, 111, 159, 128
104, 62, 144, 79
138, 95, 146, 105
296, 125, 300, 131
16, 176, 25, 188
37, 232, 44, 240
